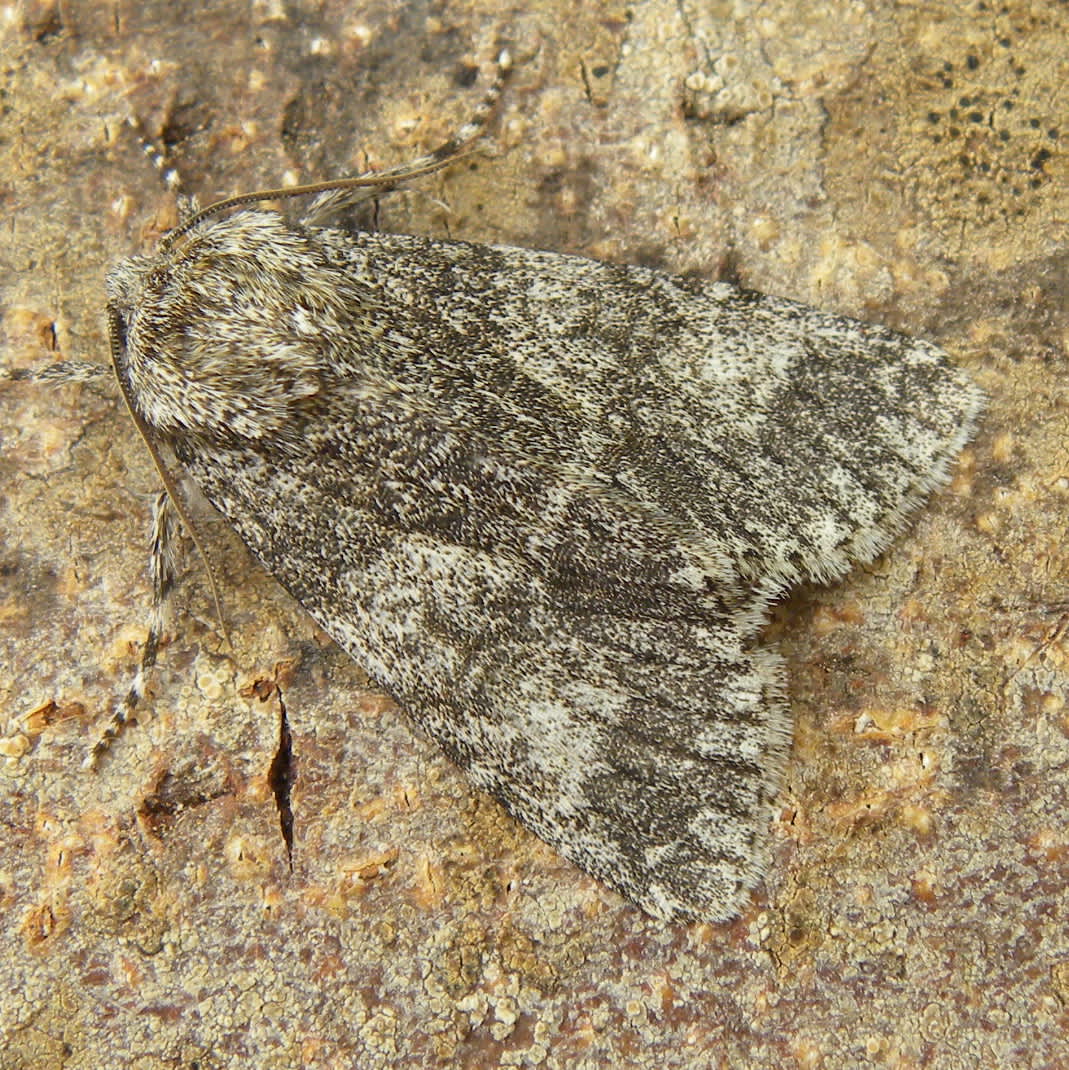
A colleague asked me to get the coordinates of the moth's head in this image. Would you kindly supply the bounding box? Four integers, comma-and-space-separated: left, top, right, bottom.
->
105, 212, 333, 448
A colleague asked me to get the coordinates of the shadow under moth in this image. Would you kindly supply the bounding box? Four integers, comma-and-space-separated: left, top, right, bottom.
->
18, 52, 982, 922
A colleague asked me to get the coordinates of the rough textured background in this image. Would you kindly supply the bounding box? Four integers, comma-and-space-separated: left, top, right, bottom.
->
1, 0, 1066, 1067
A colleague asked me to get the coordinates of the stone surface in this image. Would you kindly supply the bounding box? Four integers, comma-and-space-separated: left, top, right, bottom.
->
1, 0, 1066, 1066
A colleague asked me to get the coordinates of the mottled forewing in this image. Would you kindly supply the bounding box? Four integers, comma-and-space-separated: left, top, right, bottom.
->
315, 232, 983, 591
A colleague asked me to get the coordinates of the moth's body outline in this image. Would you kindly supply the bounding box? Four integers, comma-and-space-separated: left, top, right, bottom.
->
102, 193, 982, 920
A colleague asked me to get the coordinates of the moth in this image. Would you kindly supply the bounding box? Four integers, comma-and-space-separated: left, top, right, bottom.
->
31, 53, 983, 921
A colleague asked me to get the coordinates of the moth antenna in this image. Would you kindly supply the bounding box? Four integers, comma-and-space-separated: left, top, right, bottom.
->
85, 491, 179, 768
162, 47, 512, 245
124, 115, 201, 224
130, 116, 184, 193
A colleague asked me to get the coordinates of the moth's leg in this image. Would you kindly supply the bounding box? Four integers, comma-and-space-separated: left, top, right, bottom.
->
86, 490, 182, 768
6, 361, 111, 386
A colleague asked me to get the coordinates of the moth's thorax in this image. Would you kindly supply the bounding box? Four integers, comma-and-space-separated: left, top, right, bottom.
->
105, 210, 368, 446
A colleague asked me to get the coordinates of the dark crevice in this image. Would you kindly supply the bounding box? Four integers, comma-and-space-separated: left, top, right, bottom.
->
268, 692, 295, 870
